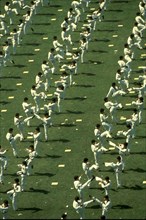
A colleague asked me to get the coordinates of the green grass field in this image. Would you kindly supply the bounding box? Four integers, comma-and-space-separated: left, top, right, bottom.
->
0, 0, 146, 219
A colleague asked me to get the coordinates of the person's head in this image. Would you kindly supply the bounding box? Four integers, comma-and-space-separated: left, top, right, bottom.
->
105, 176, 110, 182
43, 60, 47, 64
3, 200, 9, 207
91, 139, 96, 144
58, 85, 64, 90
104, 195, 109, 201
124, 43, 129, 48
62, 27, 67, 31
52, 97, 58, 103
117, 69, 121, 74
74, 196, 80, 202
6, 2, 10, 6
9, 128, 13, 133
117, 156, 121, 162
29, 144, 34, 151
15, 113, 20, 118
126, 124, 131, 129
38, 72, 43, 77
100, 215, 106, 220
14, 178, 20, 184
44, 112, 49, 118
53, 36, 57, 40
133, 108, 138, 114
83, 158, 89, 163
61, 212, 67, 219
136, 12, 141, 16
74, 175, 79, 181
22, 161, 27, 166
19, 19, 23, 23
51, 48, 55, 53
24, 97, 28, 102
139, 97, 144, 102
95, 124, 101, 129
123, 142, 128, 148
32, 85, 36, 90
13, 28, 17, 33
112, 82, 116, 87
104, 97, 108, 102
119, 55, 124, 60
27, 10, 30, 15
35, 127, 40, 133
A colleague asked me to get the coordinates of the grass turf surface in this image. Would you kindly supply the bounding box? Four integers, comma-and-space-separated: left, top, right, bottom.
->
0, 0, 146, 219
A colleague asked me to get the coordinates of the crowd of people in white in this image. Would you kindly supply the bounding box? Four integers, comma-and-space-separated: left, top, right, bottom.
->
0, 0, 146, 219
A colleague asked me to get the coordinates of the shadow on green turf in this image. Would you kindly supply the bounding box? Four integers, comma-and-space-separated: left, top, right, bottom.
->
65, 97, 87, 101
81, 72, 96, 76
0, 76, 22, 79
112, 0, 129, 3
91, 49, 108, 53
36, 13, 56, 16
48, 138, 70, 143
29, 187, 50, 194
44, 154, 62, 159
86, 204, 101, 209
104, 19, 122, 22
13, 53, 35, 56
18, 207, 43, 212
94, 38, 110, 42
34, 172, 56, 177
112, 204, 133, 209
33, 23, 51, 25
0, 101, 10, 105
24, 43, 40, 46
13, 64, 27, 68
108, 9, 123, 12
66, 110, 84, 114
127, 168, 146, 173
75, 84, 95, 87
60, 123, 76, 127
97, 29, 117, 32
122, 185, 144, 190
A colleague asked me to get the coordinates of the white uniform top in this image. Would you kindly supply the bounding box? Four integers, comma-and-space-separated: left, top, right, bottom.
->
18, 164, 28, 175
91, 143, 100, 153
100, 113, 108, 123
74, 180, 81, 190
61, 30, 69, 41
4, 5, 11, 14
94, 128, 101, 137
48, 52, 54, 62
14, 116, 23, 126
13, 183, 21, 193
82, 162, 90, 172
132, 26, 140, 35
6, 132, 13, 142
35, 75, 42, 85
28, 150, 36, 160
41, 63, 51, 73
104, 101, 115, 110
30, 89, 40, 98
118, 60, 127, 68
71, 1, 81, 8
135, 15, 145, 24
106, 86, 118, 97
124, 47, 132, 56
22, 101, 32, 112
53, 40, 63, 50
73, 199, 82, 209
127, 36, 134, 46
